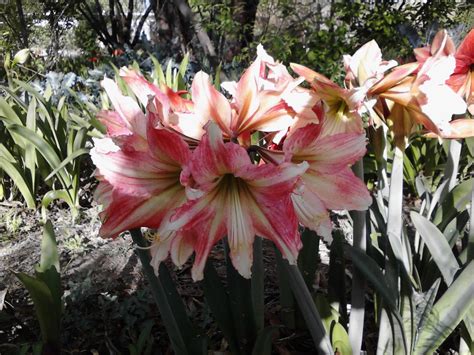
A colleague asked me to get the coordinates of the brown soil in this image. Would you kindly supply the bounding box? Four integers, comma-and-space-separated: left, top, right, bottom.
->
0, 203, 340, 354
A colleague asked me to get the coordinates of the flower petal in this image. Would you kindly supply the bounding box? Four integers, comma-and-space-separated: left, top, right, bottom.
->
191, 71, 233, 137
101, 77, 146, 138
302, 169, 372, 211
291, 185, 332, 241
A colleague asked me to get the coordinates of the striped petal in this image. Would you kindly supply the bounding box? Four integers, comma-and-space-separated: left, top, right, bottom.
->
302, 169, 371, 211
101, 77, 146, 138
284, 124, 371, 234
191, 71, 233, 137
291, 185, 332, 240
166, 123, 306, 280
91, 125, 191, 238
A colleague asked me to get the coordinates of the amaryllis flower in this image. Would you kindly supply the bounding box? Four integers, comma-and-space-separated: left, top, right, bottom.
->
291, 63, 365, 136
414, 30, 455, 65
119, 68, 202, 140
369, 54, 466, 144
98, 77, 148, 150
447, 29, 474, 114
283, 124, 372, 239
162, 123, 308, 281
91, 115, 191, 238
190, 46, 317, 146
344, 40, 397, 88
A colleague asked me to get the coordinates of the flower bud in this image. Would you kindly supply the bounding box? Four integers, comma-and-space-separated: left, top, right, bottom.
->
12, 48, 30, 66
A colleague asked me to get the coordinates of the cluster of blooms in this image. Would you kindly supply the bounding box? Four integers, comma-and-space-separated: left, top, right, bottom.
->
91, 29, 473, 281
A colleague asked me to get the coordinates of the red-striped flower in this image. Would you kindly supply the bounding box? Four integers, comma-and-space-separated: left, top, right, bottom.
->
161, 123, 308, 280
283, 124, 371, 239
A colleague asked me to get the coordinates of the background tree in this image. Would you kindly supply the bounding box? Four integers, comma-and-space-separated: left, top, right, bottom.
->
77, 0, 157, 50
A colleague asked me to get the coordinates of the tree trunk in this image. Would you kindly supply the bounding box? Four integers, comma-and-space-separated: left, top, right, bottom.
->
15, 0, 29, 47
231, 0, 259, 50
171, 0, 219, 68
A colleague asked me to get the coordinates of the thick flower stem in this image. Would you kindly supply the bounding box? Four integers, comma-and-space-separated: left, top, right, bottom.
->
283, 262, 333, 355
251, 236, 265, 332
440, 139, 462, 202
348, 158, 367, 354
377, 144, 409, 352
130, 229, 204, 355
386, 145, 410, 271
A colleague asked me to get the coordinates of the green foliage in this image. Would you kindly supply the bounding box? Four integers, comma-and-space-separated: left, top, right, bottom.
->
15, 220, 62, 352
363, 130, 474, 353
0, 77, 101, 216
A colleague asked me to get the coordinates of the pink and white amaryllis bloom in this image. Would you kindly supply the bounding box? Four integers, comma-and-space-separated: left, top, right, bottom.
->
221, 45, 320, 140
98, 77, 148, 150
91, 117, 191, 238
291, 63, 365, 136
163, 123, 308, 281
414, 30, 456, 66
191, 46, 318, 146
119, 68, 203, 140
344, 40, 397, 89
283, 124, 372, 240
447, 29, 474, 114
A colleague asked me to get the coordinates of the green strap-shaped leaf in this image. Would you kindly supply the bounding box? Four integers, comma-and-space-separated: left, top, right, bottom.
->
13, 79, 46, 105
166, 59, 173, 88
44, 148, 89, 182
275, 247, 296, 329
251, 326, 280, 355
410, 212, 459, 286
25, 97, 37, 193
41, 189, 75, 222
38, 220, 59, 272
130, 230, 206, 355
252, 237, 265, 332
224, 240, 258, 354
0, 156, 35, 208
202, 260, 239, 354
297, 228, 320, 290
14, 272, 60, 347
7, 124, 71, 188
434, 178, 473, 231
0, 96, 23, 125
346, 245, 397, 309
328, 231, 347, 325
150, 55, 166, 86
0, 143, 16, 163
178, 53, 189, 79
415, 279, 441, 335
414, 262, 474, 354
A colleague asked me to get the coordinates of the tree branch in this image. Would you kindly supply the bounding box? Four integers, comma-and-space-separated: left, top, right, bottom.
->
131, 0, 157, 45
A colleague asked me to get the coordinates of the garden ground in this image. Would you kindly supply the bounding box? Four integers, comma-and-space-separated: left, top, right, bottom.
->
0, 203, 350, 354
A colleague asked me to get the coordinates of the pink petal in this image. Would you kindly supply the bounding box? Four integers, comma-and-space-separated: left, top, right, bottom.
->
284, 125, 367, 170
150, 236, 174, 275
187, 122, 251, 188
290, 63, 333, 87
98, 184, 186, 237
146, 122, 191, 166
234, 62, 261, 125
291, 185, 332, 240
120, 67, 169, 109
165, 123, 306, 279
170, 230, 196, 267
101, 77, 146, 138
302, 169, 372, 211
91, 149, 179, 195
425, 118, 474, 139
191, 71, 233, 137
97, 110, 132, 137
